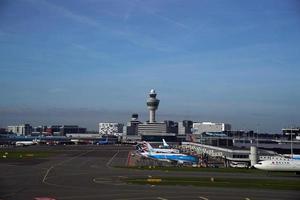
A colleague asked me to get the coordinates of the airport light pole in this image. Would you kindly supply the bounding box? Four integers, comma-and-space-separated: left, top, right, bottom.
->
256, 124, 259, 148
290, 128, 294, 157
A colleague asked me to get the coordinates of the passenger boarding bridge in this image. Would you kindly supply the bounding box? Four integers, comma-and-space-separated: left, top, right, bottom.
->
182, 142, 278, 163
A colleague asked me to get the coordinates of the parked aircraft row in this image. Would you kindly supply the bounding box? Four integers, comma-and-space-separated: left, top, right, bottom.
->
7, 136, 116, 146
10, 136, 300, 172
142, 141, 179, 154
137, 140, 198, 165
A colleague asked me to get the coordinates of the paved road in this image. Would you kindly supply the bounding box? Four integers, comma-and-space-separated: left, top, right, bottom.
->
0, 145, 299, 200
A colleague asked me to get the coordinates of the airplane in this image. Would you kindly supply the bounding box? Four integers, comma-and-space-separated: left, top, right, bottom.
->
95, 137, 114, 145
158, 139, 173, 148
254, 159, 300, 172
139, 150, 199, 165
162, 139, 169, 148
141, 141, 179, 154
71, 139, 79, 144
283, 154, 300, 160
292, 155, 300, 160
15, 141, 36, 147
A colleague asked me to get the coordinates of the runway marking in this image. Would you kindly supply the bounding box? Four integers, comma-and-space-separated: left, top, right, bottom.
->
42, 150, 94, 184
59, 193, 163, 200
198, 196, 209, 200
106, 150, 120, 168
157, 197, 168, 200
93, 176, 129, 186
42, 166, 54, 182
42, 149, 119, 188
46, 172, 91, 180
34, 197, 56, 200
57, 193, 224, 200
115, 197, 167, 200
93, 177, 113, 184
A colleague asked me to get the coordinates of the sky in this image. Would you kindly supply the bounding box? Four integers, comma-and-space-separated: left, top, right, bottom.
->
0, 0, 300, 133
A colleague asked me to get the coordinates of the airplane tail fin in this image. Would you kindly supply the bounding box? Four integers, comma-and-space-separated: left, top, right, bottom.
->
136, 145, 144, 152
147, 143, 153, 151
144, 142, 154, 152
162, 139, 169, 147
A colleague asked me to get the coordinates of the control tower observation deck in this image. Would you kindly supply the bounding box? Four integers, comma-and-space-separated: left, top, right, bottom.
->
146, 89, 160, 123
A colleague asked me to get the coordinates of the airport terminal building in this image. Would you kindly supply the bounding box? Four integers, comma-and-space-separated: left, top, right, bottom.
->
99, 123, 124, 136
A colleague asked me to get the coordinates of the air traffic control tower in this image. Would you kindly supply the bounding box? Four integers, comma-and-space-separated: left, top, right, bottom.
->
139, 89, 177, 142
147, 89, 160, 123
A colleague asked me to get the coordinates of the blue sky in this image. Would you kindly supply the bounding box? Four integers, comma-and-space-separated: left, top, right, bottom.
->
0, 0, 299, 132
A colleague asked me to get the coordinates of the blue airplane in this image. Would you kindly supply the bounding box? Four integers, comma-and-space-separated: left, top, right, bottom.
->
95, 137, 113, 145
284, 154, 300, 160
293, 155, 300, 160
139, 150, 198, 164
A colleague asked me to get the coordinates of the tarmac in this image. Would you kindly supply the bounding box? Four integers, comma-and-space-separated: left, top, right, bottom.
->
0, 145, 299, 200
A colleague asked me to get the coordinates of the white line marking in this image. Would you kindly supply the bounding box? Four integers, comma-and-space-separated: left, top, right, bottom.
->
199, 196, 209, 200
42, 150, 94, 184
157, 197, 168, 200
93, 178, 112, 184
42, 166, 54, 182
106, 150, 120, 168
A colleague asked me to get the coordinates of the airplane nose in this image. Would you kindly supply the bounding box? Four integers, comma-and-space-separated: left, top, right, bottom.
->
254, 164, 261, 169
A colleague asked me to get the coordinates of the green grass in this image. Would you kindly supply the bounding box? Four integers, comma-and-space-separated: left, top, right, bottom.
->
118, 166, 295, 176
125, 177, 300, 190
123, 166, 255, 173
0, 151, 54, 159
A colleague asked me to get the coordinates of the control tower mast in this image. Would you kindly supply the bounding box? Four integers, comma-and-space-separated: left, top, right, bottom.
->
146, 89, 160, 123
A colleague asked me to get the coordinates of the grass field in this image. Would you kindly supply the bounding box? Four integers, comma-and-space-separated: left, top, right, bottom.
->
119, 166, 297, 176
0, 151, 55, 159
125, 176, 300, 190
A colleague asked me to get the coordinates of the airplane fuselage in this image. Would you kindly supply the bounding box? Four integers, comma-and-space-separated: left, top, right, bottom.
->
151, 148, 179, 154
15, 141, 35, 146
254, 159, 300, 172
140, 152, 198, 164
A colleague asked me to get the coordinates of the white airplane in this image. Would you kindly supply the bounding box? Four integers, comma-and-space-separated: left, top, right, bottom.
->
15, 141, 36, 146
158, 139, 173, 148
162, 139, 169, 147
142, 141, 179, 154
254, 159, 300, 172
